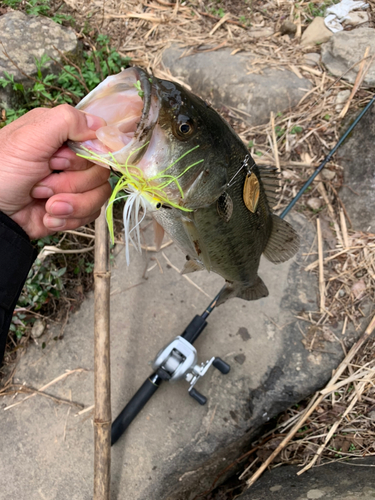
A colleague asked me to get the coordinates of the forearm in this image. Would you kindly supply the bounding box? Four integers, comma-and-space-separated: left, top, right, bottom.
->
0, 212, 38, 365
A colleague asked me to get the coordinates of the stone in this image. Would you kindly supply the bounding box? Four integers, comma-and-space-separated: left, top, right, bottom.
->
307, 197, 322, 210
0, 213, 371, 499
0, 11, 77, 108
321, 28, 375, 86
339, 105, 375, 231
162, 46, 312, 127
301, 17, 333, 47
280, 20, 297, 36
342, 10, 370, 28
30, 319, 46, 339
303, 52, 321, 66
322, 169, 336, 180
248, 27, 274, 38
238, 457, 375, 499
335, 89, 351, 112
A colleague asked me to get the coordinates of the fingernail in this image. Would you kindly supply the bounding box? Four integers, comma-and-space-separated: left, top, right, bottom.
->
46, 217, 66, 229
31, 186, 54, 199
50, 201, 73, 216
49, 157, 70, 170
85, 113, 106, 131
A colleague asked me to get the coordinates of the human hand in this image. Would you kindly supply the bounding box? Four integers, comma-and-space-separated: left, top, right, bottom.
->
0, 104, 112, 239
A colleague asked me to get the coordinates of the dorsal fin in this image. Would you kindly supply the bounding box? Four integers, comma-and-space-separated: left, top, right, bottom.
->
263, 214, 300, 263
258, 166, 281, 208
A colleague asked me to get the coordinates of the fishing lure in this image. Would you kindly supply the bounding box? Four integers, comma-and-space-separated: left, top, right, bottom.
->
78, 145, 203, 265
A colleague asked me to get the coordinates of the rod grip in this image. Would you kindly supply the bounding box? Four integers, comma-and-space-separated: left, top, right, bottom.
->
111, 374, 161, 446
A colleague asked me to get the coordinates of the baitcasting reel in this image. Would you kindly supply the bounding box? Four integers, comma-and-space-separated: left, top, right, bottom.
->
152, 336, 230, 405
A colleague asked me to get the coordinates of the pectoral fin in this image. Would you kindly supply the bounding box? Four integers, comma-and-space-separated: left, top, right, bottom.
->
181, 216, 211, 271
263, 214, 300, 263
217, 277, 269, 306
152, 219, 165, 251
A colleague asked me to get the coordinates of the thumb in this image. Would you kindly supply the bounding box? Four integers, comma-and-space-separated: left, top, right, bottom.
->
44, 104, 106, 145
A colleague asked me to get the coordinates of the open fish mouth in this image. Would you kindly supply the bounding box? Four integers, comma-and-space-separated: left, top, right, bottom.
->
69, 67, 160, 167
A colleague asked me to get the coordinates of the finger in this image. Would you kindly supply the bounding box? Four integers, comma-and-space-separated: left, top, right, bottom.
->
4, 105, 106, 160
45, 181, 111, 220
43, 210, 102, 232
49, 145, 93, 171
31, 164, 110, 199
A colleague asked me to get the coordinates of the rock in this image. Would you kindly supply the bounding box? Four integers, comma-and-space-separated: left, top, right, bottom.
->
339, 106, 375, 231
30, 319, 46, 339
335, 89, 351, 112
162, 46, 312, 127
301, 17, 333, 47
0, 213, 371, 499
237, 457, 375, 499
303, 52, 321, 66
342, 10, 370, 28
0, 11, 77, 108
322, 169, 336, 180
307, 197, 322, 210
248, 27, 274, 38
321, 28, 375, 86
280, 20, 297, 36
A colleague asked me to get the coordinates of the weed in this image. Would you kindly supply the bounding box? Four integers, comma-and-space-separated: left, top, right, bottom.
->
275, 125, 286, 137
210, 7, 225, 18
306, 0, 339, 18
0, 35, 131, 125
291, 125, 303, 134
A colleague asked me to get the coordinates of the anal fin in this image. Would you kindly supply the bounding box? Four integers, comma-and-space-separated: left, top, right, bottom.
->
263, 214, 300, 264
217, 276, 269, 306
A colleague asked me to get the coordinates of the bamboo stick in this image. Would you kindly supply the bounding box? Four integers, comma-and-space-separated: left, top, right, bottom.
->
94, 206, 111, 500
317, 218, 325, 313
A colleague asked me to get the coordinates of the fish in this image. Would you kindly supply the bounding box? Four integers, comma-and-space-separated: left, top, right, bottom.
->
69, 67, 299, 305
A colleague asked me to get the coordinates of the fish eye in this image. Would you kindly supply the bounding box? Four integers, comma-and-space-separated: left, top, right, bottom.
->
174, 114, 195, 140
179, 123, 191, 134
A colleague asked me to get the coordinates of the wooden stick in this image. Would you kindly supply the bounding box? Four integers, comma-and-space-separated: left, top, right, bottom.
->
340, 209, 349, 249
270, 112, 281, 172
317, 218, 325, 313
339, 47, 370, 119
246, 313, 375, 488
94, 206, 111, 500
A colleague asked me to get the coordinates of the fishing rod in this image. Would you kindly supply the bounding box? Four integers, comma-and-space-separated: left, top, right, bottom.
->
111, 95, 375, 446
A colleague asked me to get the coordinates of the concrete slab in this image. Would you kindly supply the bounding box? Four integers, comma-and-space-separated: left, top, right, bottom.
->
0, 213, 370, 499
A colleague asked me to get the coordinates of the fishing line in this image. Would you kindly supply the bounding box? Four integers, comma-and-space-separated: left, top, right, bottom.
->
212, 93, 375, 317
248, 53, 374, 166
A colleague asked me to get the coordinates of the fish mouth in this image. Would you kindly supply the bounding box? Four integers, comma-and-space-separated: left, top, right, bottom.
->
69, 67, 160, 166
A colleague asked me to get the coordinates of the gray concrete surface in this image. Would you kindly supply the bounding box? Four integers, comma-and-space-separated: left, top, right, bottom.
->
0, 213, 370, 500
238, 458, 375, 499
339, 105, 375, 233
162, 45, 312, 127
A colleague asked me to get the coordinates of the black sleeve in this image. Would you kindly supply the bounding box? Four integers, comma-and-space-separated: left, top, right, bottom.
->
0, 212, 38, 365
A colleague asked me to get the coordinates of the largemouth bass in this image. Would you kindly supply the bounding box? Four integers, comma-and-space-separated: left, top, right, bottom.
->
69, 67, 299, 305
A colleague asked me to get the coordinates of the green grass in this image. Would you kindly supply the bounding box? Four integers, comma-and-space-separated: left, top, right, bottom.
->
0, 34, 131, 125
0, 22, 131, 346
